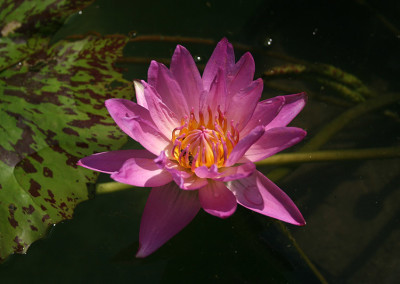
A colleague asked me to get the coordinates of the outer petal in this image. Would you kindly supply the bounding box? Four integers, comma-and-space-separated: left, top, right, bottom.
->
136, 183, 201, 258
225, 125, 265, 167
77, 150, 154, 174
110, 157, 173, 187
134, 80, 147, 109
228, 171, 305, 225
240, 96, 285, 136
244, 127, 306, 162
226, 78, 263, 131
202, 38, 235, 92
147, 61, 189, 118
265, 92, 307, 130
227, 52, 255, 97
198, 180, 237, 218
105, 98, 169, 155
142, 81, 180, 140
170, 45, 204, 114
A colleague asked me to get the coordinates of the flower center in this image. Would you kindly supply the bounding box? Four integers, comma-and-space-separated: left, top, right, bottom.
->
172, 106, 239, 171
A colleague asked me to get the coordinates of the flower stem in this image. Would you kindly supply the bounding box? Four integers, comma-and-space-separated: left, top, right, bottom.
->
256, 147, 400, 166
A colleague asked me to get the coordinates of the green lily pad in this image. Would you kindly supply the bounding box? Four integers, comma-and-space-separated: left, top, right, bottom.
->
0, 34, 131, 262
0, 0, 94, 71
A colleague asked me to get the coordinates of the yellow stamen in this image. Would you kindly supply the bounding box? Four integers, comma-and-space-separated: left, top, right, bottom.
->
172, 107, 239, 170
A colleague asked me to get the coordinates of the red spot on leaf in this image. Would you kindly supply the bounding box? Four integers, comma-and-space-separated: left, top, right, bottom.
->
19, 158, 37, 173
40, 205, 47, 211
30, 225, 38, 231
62, 107, 77, 115
59, 212, 69, 219
4, 85, 62, 105
31, 152, 44, 163
43, 167, 53, 177
42, 214, 50, 222
87, 137, 98, 142
22, 205, 35, 215
107, 131, 123, 140
62, 127, 79, 136
8, 204, 18, 228
13, 236, 25, 253
76, 142, 89, 148
68, 113, 112, 128
28, 179, 41, 197
5, 111, 37, 163
31, 108, 43, 114
66, 154, 79, 167
45, 190, 56, 204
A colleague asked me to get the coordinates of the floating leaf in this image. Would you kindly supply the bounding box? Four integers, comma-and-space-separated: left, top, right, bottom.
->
0, 35, 131, 262
0, 0, 94, 71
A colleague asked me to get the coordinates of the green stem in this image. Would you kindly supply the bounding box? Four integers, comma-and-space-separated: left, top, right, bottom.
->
256, 147, 400, 165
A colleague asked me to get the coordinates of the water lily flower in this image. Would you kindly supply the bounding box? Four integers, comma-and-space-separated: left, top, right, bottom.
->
78, 38, 307, 258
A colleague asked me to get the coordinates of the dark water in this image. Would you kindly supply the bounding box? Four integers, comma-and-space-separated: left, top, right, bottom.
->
1, 0, 400, 283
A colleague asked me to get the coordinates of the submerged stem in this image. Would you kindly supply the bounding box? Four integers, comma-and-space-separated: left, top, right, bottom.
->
301, 93, 400, 152
266, 93, 400, 181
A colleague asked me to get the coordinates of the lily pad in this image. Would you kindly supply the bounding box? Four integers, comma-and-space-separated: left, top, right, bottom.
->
0, 34, 131, 262
0, 0, 94, 71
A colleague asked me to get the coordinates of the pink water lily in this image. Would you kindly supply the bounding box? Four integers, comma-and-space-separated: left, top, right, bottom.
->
78, 38, 307, 258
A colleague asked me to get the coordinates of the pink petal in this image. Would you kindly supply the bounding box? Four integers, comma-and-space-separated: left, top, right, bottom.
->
170, 45, 204, 114
202, 38, 235, 92
198, 180, 237, 218
142, 81, 180, 139
134, 80, 147, 109
266, 92, 307, 130
194, 164, 220, 179
226, 78, 263, 131
240, 96, 285, 136
228, 171, 305, 225
194, 162, 255, 182
244, 127, 306, 162
147, 61, 189, 118
105, 99, 169, 155
110, 156, 173, 187
200, 68, 227, 114
227, 52, 255, 97
155, 151, 208, 190
77, 150, 154, 174
225, 125, 265, 167
136, 183, 201, 258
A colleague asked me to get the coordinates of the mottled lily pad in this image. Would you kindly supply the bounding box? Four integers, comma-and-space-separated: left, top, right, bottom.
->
0, 30, 131, 261
0, 0, 94, 71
